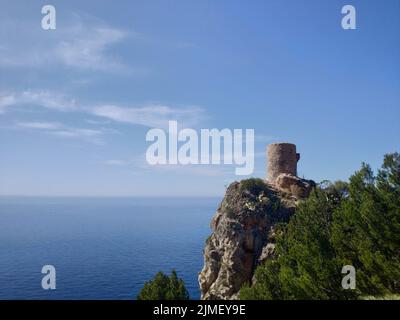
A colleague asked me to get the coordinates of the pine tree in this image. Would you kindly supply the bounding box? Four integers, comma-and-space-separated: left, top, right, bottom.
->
137, 270, 189, 300
332, 154, 400, 294
240, 153, 400, 300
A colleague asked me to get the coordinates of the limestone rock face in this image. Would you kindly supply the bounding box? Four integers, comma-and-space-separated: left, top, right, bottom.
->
199, 179, 297, 300
199, 142, 316, 300
274, 173, 316, 199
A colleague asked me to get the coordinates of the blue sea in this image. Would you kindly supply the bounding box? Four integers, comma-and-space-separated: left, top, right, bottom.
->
0, 197, 219, 300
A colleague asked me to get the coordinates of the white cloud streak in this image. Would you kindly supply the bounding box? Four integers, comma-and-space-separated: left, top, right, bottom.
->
15, 121, 103, 144
0, 16, 136, 73
0, 91, 77, 112
1, 90, 204, 128
0, 94, 16, 114
55, 27, 128, 72
1, 89, 204, 147
16, 121, 63, 130
91, 104, 204, 128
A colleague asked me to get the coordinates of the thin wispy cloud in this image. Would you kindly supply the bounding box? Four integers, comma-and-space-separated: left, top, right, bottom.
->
50, 128, 102, 138
15, 121, 103, 144
92, 104, 205, 128
105, 157, 234, 177
0, 91, 77, 113
103, 159, 130, 166
0, 15, 140, 74
55, 26, 128, 72
16, 121, 63, 130
3, 89, 205, 132
85, 119, 111, 125
0, 94, 16, 114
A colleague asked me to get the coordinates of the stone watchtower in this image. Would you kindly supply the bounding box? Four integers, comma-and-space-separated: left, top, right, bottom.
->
267, 142, 300, 183
266, 142, 314, 198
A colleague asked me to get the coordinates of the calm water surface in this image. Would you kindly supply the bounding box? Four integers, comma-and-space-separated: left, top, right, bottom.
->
0, 197, 218, 299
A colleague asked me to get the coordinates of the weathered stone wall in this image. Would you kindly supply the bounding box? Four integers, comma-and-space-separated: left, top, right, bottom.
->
267, 143, 300, 183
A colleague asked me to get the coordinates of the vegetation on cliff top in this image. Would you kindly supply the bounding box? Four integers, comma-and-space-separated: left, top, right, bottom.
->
137, 270, 189, 300
240, 178, 271, 195
240, 153, 400, 300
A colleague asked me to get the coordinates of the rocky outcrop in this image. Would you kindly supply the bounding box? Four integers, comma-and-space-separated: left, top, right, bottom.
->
199, 140, 316, 300
274, 173, 316, 199
199, 178, 301, 300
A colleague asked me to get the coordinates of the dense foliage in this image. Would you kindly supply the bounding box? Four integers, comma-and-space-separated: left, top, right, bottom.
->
240, 153, 400, 299
137, 270, 189, 300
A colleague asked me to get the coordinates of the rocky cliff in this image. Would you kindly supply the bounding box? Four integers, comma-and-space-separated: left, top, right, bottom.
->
199, 176, 315, 300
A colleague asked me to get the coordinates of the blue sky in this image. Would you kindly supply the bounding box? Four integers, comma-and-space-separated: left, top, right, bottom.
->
0, 0, 399, 196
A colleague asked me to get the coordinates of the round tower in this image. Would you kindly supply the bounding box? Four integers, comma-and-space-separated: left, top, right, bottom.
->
267, 143, 300, 183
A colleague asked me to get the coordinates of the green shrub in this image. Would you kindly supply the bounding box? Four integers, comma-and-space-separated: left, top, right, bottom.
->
137, 270, 189, 300
240, 178, 269, 195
